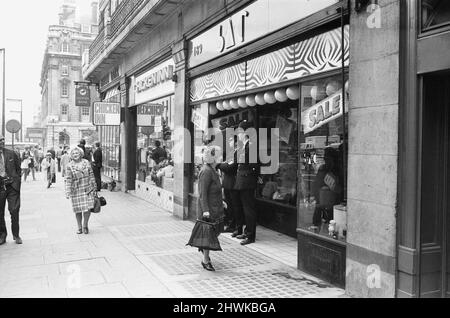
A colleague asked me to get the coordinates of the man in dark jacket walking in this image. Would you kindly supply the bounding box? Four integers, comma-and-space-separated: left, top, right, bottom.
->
0, 135, 23, 245
92, 142, 103, 192
234, 121, 260, 245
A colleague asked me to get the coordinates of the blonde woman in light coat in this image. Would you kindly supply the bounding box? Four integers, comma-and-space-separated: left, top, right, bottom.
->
65, 147, 96, 234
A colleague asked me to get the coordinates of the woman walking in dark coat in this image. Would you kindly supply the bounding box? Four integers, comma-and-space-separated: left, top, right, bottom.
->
198, 145, 224, 271
65, 147, 97, 234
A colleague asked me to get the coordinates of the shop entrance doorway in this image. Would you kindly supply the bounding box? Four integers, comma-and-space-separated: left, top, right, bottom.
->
420, 73, 450, 297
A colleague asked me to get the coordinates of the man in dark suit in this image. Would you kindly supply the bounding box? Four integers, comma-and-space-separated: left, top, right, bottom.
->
151, 140, 167, 165
234, 121, 260, 245
217, 135, 244, 235
93, 142, 103, 192
78, 139, 86, 157
0, 135, 23, 245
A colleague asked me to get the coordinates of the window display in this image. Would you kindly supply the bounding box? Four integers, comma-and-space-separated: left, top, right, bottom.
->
256, 101, 299, 207
136, 95, 174, 192
98, 89, 121, 181
297, 75, 348, 241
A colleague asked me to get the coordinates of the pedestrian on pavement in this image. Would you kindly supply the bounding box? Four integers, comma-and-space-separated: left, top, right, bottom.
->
48, 147, 56, 160
234, 120, 261, 246
56, 146, 63, 173
28, 153, 36, 181
60, 148, 70, 178
65, 147, 97, 235
20, 147, 31, 182
77, 139, 86, 158
217, 135, 244, 235
197, 145, 225, 271
0, 134, 23, 245
84, 145, 93, 162
92, 142, 103, 192
41, 152, 56, 188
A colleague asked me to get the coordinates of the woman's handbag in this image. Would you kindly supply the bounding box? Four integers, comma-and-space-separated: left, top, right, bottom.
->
186, 217, 222, 251
90, 192, 106, 213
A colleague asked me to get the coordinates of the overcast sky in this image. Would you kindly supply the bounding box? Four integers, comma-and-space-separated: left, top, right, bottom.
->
0, 0, 93, 129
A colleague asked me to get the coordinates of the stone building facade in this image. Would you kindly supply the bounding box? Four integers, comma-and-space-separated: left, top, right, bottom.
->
39, 0, 99, 150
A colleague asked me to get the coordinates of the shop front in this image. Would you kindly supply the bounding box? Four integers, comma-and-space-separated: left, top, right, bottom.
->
187, 0, 349, 286
130, 58, 176, 212
97, 86, 121, 182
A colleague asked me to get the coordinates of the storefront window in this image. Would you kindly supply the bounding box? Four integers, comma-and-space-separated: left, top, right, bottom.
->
421, 0, 450, 31
256, 101, 299, 207
98, 89, 121, 181
136, 95, 174, 192
191, 103, 209, 196
297, 75, 348, 241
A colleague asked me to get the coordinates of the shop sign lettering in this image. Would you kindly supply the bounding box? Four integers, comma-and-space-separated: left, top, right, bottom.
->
134, 59, 175, 105
188, 0, 337, 68
301, 91, 343, 134
135, 65, 174, 93
93, 102, 121, 126
137, 103, 167, 127
211, 109, 254, 130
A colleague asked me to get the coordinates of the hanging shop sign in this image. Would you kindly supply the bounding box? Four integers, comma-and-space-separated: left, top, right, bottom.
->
188, 0, 338, 68
301, 90, 343, 134
93, 102, 121, 126
134, 59, 175, 105
75, 84, 91, 107
211, 109, 255, 130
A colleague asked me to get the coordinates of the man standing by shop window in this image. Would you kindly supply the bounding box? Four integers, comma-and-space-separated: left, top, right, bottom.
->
93, 142, 103, 192
0, 135, 23, 245
234, 121, 260, 245
151, 140, 167, 165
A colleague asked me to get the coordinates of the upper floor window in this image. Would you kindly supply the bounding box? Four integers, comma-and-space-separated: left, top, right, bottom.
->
61, 104, 68, 115
61, 83, 69, 97
62, 65, 69, 76
82, 107, 90, 116
61, 42, 70, 53
421, 0, 450, 32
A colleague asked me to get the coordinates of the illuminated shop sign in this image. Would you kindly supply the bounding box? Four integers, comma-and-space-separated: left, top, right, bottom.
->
301, 90, 343, 134
188, 0, 339, 68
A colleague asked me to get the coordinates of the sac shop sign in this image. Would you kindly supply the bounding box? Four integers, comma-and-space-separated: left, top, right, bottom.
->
211, 109, 255, 130
188, 0, 337, 68
136, 103, 168, 127
134, 59, 175, 105
93, 102, 121, 126
301, 90, 343, 134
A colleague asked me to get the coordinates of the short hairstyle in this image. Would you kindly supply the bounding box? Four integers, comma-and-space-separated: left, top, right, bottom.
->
95, 142, 101, 147
203, 146, 222, 164
79, 139, 86, 145
155, 140, 161, 147
70, 146, 84, 159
